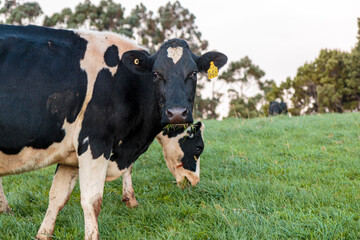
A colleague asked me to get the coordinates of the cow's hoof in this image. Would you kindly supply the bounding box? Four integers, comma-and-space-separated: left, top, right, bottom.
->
0, 206, 12, 215
123, 198, 139, 208
35, 233, 53, 240
126, 200, 139, 208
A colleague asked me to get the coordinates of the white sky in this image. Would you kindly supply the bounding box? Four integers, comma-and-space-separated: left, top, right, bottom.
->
32, 0, 360, 84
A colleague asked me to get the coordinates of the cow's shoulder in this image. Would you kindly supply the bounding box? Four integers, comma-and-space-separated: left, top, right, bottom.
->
73, 30, 147, 116
74, 30, 146, 61
75, 31, 151, 160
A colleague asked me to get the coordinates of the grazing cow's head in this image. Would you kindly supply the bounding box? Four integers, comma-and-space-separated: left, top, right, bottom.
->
122, 39, 227, 125
156, 122, 205, 189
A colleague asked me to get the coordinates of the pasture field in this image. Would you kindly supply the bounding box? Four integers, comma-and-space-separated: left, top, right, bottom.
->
0, 113, 359, 239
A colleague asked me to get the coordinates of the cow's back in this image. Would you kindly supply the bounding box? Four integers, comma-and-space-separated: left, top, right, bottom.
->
0, 25, 88, 154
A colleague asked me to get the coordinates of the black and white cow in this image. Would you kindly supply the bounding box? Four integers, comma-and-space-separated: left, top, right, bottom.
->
36, 122, 205, 239
269, 101, 288, 115
0, 24, 227, 239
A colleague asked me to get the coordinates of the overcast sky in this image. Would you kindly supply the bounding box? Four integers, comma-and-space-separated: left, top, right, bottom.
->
33, 0, 359, 83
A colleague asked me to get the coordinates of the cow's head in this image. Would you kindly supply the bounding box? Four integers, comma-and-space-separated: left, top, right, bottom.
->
156, 122, 205, 189
122, 39, 227, 125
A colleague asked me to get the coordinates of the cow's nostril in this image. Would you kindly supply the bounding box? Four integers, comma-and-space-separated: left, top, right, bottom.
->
166, 107, 188, 123
181, 109, 188, 118
166, 109, 174, 118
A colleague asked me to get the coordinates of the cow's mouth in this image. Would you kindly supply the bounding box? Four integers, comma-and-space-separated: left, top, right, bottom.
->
177, 174, 200, 189
164, 123, 190, 130
177, 176, 191, 189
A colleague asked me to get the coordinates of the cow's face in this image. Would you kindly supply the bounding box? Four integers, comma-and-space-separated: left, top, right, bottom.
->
156, 122, 205, 189
122, 39, 227, 125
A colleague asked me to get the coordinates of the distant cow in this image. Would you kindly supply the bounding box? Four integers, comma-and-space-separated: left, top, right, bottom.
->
36, 122, 205, 238
0, 24, 227, 239
269, 101, 288, 115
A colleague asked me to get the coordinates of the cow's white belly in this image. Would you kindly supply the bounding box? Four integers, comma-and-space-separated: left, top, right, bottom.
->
0, 118, 126, 181
0, 141, 77, 177
105, 161, 127, 181
0, 122, 78, 177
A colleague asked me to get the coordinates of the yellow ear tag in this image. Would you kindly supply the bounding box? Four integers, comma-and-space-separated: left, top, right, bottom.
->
207, 61, 218, 79
134, 59, 139, 65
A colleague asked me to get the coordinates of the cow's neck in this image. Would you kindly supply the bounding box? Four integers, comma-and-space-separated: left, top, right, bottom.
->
109, 68, 163, 170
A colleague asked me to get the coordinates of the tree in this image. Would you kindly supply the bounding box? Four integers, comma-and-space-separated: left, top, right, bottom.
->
155, 1, 207, 55
219, 56, 267, 118
125, 1, 208, 54
193, 95, 221, 119
219, 56, 265, 96
228, 93, 263, 119
43, 1, 208, 55
43, 0, 130, 36
344, 18, 360, 110
193, 78, 222, 119
124, 3, 157, 49
269, 18, 360, 115
0, 0, 42, 25
291, 49, 352, 114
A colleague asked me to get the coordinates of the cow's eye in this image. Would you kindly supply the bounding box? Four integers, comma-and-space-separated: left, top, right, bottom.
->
152, 71, 159, 78
192, 71, 198, 77
195, 147, 203, 154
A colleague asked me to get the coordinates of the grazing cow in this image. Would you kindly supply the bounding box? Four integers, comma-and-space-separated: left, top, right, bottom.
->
269, 101, 288, 115
0, 24, 227, 239
37, 122, 205, 239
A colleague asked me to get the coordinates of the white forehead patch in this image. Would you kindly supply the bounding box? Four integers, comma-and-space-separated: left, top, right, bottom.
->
167, 47, 183, 64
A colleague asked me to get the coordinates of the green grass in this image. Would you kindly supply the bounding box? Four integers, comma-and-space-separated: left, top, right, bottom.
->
1, 113, 360, 239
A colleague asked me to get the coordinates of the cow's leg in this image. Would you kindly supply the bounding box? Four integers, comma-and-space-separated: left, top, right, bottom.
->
36, 165, 79, 240
0, 178, 11, 214
122, 164, 138, 208
79, 150, 109, 240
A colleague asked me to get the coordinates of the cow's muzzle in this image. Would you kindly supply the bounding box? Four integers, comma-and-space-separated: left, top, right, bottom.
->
166, 107, 192, 124
177, 175, 199, 189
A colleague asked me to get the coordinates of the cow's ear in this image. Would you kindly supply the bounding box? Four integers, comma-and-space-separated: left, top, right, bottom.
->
187, 121, 204, 136
193, 121, 202, 133
197, 51, 228, 73
195, 121, 205, 135
122, 50, 153, 74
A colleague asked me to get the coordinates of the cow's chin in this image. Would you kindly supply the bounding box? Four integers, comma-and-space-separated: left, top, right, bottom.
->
176, 171, 200, 189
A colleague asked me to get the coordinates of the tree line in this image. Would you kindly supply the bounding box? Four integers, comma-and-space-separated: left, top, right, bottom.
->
218, 19, 360, 118
1, 0, 359, 118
